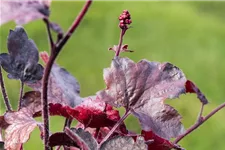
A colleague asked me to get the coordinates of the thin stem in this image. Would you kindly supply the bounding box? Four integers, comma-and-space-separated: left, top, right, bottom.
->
197, 103, 204, 123
100, 110, 131, 146
41, 1, 92, 149
42, 54, 55, 150
43, 18, 55, 50
56, 0, 92, 53
56, 146, 61, 150
174, 102, 225, 144
65, 127, 89, 150
0, 67, 11, 111
94, 127, 100, 140
57, 33, 63, 44
18, 80, 24, 110
63, 118, 72, 131
115, 29, 126, 57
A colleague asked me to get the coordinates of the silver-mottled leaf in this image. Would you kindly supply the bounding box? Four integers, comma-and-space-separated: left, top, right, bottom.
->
4, 108, 43, 150
97, 57, 186, 139
100, 136, 147, 150
0, 0, 51, 25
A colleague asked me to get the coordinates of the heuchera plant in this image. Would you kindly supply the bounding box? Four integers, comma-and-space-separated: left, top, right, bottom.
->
0, 0, 225, 150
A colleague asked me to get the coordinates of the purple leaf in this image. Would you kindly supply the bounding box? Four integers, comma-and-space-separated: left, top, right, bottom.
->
100, 136, 147, 150
0, 26, 44, 82
21, 91, 42, 115
0, 0, 51, 25
0, 116, 9, 129
49, 132, 79, 148
3, 108, 43, 150
26, 52, 82, 107
97, 57, 187, 139
64, 127, 98, 150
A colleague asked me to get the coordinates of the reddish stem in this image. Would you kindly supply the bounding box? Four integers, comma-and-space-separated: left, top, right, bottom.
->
115, 29, 126, 56
42, 53, 56, 150
43, 18, 55, 50
197, 103, 204, 123
174, 102, 225, 144
0, 67, 11, 111
41, 1, 92, 149
18, 80, 24, 110
99, 110, 131, 147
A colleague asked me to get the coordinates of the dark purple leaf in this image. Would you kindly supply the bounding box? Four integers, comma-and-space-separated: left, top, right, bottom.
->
65, 127, 98, 150
100, 136, 147, 150
0, 26, 44, 82
0, 0, 51, 25
0, 141, 4, 150
185, 80, 208, 105
26, 52, 82, 107
3, 108, 43, 150
97, 57, 187, 139
0, 116, 9, 129
49, 132, 79, 148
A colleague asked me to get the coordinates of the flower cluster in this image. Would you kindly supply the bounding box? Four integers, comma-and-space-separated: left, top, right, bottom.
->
118, 10, 132, 30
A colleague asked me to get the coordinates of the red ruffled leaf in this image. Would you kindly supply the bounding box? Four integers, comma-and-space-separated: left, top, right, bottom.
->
21, 92, 127, 132
0, 0, 51, 25
185, 80, 208, 104
49, 96, 124, 129
97, 57, 186, 139
141, 130, 173, 150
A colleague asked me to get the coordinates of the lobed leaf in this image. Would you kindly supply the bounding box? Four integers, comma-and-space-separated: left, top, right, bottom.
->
3, 108, 43, 150
100, 136, 147, 150
0, 26, 44, 82
0, 0, 51, 25
97, 57, 186, 139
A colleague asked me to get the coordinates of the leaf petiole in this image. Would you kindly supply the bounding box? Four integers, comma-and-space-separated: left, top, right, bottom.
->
99, 109, 131, 147
0, 67, 11, 111
18, 81, 24, 110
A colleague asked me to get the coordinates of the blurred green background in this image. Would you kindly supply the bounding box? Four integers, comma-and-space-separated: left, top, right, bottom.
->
1, 1, 225, 150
